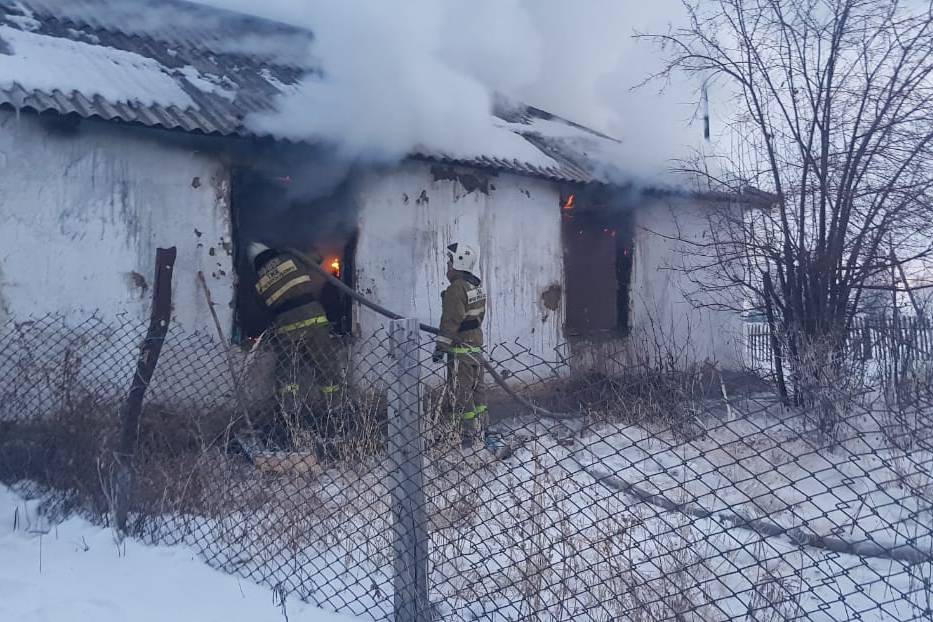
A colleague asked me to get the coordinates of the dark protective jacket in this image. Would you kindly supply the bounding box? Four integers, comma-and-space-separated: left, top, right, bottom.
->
255, 248, 340, 398
436, 272, 486, 353
253, 248, 329, 333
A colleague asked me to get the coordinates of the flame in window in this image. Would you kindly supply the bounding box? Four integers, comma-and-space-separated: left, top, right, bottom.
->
329, 258, 341, 278
562, 193, 576, 211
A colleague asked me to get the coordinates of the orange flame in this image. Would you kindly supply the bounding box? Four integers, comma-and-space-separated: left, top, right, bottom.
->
329, 258, 341, 277
562, 193, 576, 211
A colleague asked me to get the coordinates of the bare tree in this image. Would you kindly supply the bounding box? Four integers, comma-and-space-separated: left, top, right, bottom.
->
644, 0, 933, 419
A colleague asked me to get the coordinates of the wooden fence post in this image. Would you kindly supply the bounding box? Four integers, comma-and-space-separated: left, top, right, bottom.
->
762, 272, 789, 403
114, 247, 176, 535
387, 318, 430, 622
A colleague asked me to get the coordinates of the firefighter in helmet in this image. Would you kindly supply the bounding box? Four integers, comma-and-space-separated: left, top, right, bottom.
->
247, 242, 342, 450
432, 242, 488, 447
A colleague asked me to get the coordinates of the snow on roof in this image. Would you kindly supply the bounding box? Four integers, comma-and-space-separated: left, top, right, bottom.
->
13, 0, 313, 65
0, 0, 619, 184
415, 122, 565, 174
0, 25, 195, 109
502, 107, 624, 181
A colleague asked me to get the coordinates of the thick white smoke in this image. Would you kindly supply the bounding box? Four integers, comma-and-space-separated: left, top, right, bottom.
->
194, 0, 708, 180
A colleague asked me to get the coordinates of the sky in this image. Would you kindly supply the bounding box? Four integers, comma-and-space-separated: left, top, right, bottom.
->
190, 0, 711, 180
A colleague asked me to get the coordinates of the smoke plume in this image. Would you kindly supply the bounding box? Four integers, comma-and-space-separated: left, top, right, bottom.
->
193, 0, 709, 182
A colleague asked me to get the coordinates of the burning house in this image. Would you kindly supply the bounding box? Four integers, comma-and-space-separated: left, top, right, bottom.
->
0, 0, 746, 388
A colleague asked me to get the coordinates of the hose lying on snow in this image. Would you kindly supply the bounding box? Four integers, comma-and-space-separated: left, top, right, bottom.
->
289, 249, 933, 566
580, 453, 933, 565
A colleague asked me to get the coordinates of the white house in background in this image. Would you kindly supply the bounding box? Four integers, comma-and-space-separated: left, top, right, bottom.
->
0, 0, 748, 384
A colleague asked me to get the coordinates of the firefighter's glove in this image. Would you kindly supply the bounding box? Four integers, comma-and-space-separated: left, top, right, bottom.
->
432, 350, 445, 364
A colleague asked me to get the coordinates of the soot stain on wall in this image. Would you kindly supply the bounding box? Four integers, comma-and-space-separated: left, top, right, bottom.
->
430, 164, 494, 196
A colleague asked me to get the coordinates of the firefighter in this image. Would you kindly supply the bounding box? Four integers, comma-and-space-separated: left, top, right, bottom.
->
247, 242, 342, 450
432, 242, 488, 447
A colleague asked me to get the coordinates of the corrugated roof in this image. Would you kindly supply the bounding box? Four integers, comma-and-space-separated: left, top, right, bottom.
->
0, 0, 617, 184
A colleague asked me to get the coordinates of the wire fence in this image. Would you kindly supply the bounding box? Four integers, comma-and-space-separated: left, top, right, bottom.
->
1, 311, 932, 621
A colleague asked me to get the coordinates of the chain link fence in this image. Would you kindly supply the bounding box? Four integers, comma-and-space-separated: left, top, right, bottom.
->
1, 311, 932, 621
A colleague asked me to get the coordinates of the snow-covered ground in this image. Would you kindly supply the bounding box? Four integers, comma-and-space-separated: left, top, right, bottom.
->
0, 485, 360, 622
580, 408, 933, 556
126, 406, 930, 621
2, 396, 931, 621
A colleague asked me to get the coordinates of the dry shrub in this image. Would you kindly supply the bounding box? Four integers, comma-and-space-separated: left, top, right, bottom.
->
536, 364, 721, 438
873, 322, 933, 452
0, 396, 247, 530
747, 561, 805, 622
789, 334, 870, 442
0, 397, 119, 520
259, 334, 390, 465
422, 382, 464, 454
269, 386, 389, 465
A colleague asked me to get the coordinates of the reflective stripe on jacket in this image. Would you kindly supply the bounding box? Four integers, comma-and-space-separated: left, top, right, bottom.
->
254, 249, 330, 332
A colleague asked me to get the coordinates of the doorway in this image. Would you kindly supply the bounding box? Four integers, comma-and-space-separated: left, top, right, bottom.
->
230, 166, 358, 341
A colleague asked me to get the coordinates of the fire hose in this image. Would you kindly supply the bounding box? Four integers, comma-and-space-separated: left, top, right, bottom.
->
289, 248, 578, 423
288, 249, 933, 565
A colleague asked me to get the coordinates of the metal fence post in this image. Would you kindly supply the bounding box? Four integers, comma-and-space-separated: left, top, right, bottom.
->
387, 318, 430, 622
114, 246, 176, 535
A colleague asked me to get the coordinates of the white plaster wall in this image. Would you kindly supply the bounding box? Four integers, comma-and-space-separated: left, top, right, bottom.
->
352, 160, 565, 385
350, 162, 745, 388
629, 198, 744, 368
0, 111, 237, 414
0, 111, 234, 330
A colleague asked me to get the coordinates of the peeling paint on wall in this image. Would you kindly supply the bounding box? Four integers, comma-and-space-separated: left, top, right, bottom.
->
630, 199, 743, 368
210, 173, 229, 206
353, 161, 742, 377
540, 283, 562, 311
125, 270, 149, 299
0, 111, 238, 409
0, 110, 235, 333
539, 283, 562, 323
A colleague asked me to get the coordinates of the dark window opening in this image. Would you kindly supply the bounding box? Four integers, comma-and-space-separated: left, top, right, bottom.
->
616, 229, 634, 335
561, 192, 635, 338
230, 167, 357, 343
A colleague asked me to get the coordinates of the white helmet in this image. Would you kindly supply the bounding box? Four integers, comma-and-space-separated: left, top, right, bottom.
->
247, 242, 270, 262
446, 242, 478, 273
